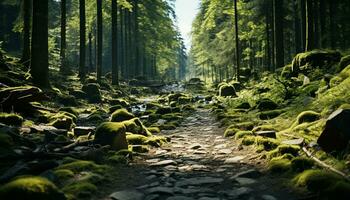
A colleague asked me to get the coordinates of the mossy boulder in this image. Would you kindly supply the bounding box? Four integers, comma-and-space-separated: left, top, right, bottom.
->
82, 83, 102, 103
295, 111, 320, 124
62, 181, 97, 199
109, 99, 129, 107
56, 160, 107, 174
255, 137, 279, 151
281, 64, 297, 78
94, 122, 128, 150
268, 158, 291, 173
0, 177, 66, 200
259, 110, 284, 120
110, 109, 135, 122
235, 131, 253, 140
224, 126, 240, 137
69, 90, 86, 99
293, 169, 343, 193
291, 157, 314, 172
235, 102, 251, 109
147, 127, 160, 134
292, 50, 341, 74
324, 181, 350, 200
122, 118, 152, 136
58, 107, 79, 117
268, 144, 300, 158
219, 84, 237, 97
338, 55, 350, 72
0, 112, 23, 126
256, 98, 278, 111
126, 134, 148, 145
56, 94, 78, 106
49, 112, 76, 130
178, 96, 192, 104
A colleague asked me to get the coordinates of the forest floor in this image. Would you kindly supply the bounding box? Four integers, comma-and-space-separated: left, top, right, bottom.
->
98, 108, 303, 200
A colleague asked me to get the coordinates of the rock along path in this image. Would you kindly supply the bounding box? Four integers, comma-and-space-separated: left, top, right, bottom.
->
105, 109, 299, 200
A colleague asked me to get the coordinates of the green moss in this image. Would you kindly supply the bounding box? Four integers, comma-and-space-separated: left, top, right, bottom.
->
291, 157, 314, 172
325, 181, 350, 200
235, 131, 253, 140
178, 96, 192, 104
108, 105, 123, 114
56, 160, 107, 174
219, 83, 236, 97
268, 158, 291, 173
126, 134, 148, 145
147, 127, 160, 134
252, 124, 278, 133
82, 83, 102, 103
293, 169, 342, 192
107, 154, 127, 164
110, 109, 135, 122
146, 136, 168, 147
241, 136, 256, 146
182, 105, 195, 112
268, 144, 300, 158
159, 123, 177, 130
58, 107, 79, 117
255, 137, 279, 151
131, 145, 150, 153
235, 122, 255, 131
224, 127, 240, 137
122, 118, 152, 136
161, 113, 183, 121
0, 132, 14, 147
49, 112, 76, 130
94, 122, 128, 150
295, 111, 320, 125
62, 181, 97, 199
53, 169, 74, 181
0, 112, 23, 126
0, 176, 65, 200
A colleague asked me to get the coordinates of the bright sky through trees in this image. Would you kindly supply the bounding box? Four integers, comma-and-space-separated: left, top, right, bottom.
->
175, 0, 200, 50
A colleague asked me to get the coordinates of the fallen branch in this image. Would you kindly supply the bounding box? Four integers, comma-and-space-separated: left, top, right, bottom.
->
302, 147, 350, 181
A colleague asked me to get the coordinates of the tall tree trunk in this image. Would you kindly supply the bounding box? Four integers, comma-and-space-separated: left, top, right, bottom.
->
273, 0, 284, 69
88, 32, 93, 72
21, 0, 31, 68
319, 0, 326, 47
233, 0, 240, 81
31, 0, 49, 88
265, 6, 271, 71
329, 0, 337, 49
306, 0, 314, 51
96, 0, 103, 81
60, 0, 67, 73
111, 0, 118, 85
134, 0, 140, 77
270, 0, 275, 70
127, 10, 133, 78
300, 0, 306, 52
294, 0, 302, 54
313, 0, 320, 48
79, 0, 86, 79
120, 7, 125, 79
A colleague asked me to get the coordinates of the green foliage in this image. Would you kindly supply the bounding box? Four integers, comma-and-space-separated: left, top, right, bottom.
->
293, 170, 342, 192
268, 158, 292, 173
235, 131, 253, 140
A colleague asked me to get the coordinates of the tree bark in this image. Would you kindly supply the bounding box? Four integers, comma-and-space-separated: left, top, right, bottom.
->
60, 0, 67, 73
319, 0, 326, 48
31, 0, 49, 88
88, 32, 93, 72
233, 0, 240, 81
111, 0, 118, 85
134, 0, 140, 77
300, 0, 306, 52
294, 0, 302, 54
21, 0, 31, 68
273, 0, 284, 69
79, 0, 86, 79
329, 0, 337, 49
96, 0, 103, 82
306, 0, 314, 51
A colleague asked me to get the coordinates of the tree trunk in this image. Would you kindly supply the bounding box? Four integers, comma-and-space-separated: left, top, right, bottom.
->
306, 0, 314, 51
273, 0, 284, 69
294, 0, 302, 54
233, 0, 240, 81
127, 10, 133, 78
300, 0, 306, 52
31, 0, 49, 88
313, 0, 320, 49
21, 0, 31, 68
265, 5, 271, 71
60, 0, 67, 73
134, 0, 140, 77
88, 32, 93, 72
270, 0, 275, 70
111, 0, 118, 85
329, 0, 337, 49
319, 0, 326, 48
120, 7, 125, 79
79, 0, 86, 79
96, 0, 103, 82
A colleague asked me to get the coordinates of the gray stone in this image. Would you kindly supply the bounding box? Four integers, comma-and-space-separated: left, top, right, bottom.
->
189, 143, 202, 149
73, 126, 95, 136
261, 195, 277, 200
255, 131, 276, 139
282, 138, 304, 145
150, 160, 177, 167
166, 196, 194, 200
232, 169, 262, 179
226, 187, 253, 198
198, 198, 220, 200
176, 177, 224, 187
224, 156, 246, 164
233, 177, 257, 185
147, 187, 174, 195
110, 190, 144, 200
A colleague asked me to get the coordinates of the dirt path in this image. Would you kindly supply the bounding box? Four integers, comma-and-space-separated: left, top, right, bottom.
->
103, 109, 300, 200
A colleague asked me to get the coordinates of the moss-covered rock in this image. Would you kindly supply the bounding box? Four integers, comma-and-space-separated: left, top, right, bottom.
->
235, 122, 255, 131
224, 126, 240, 137
235, 131, 253, 140
58, 107, 79, 117
295, 111, 320, 125
241, 136, 256, 146
110, 109, 135, 122
62, 181, 97, 199
268, 158, 291, 173
82, 83, 102, 103
0, 177, 66, 200
281, 64, 297, 78
49, 112, 76, 130
268, 144, 300, 158
126, 134, 148, 145
324, 181, 350, 200
0, 112, 23, 126
178, 96, 192, 104
293, 169, 342, 192
259, 110, 284, 120
145, 136, 168, 147
338, 55, 350, 72
291, 157, 314, 172
109, 99, 129, 107
256, 98, 278, 111
53, 169, 74, 182
94, 122, 128, 150
122, 118, 152, 136
255, 137, 279, 151
219, 84, 236, 97
147, 127, 160, 134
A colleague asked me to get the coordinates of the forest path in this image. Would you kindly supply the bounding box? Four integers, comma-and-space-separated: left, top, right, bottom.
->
103, 108, 299, 200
